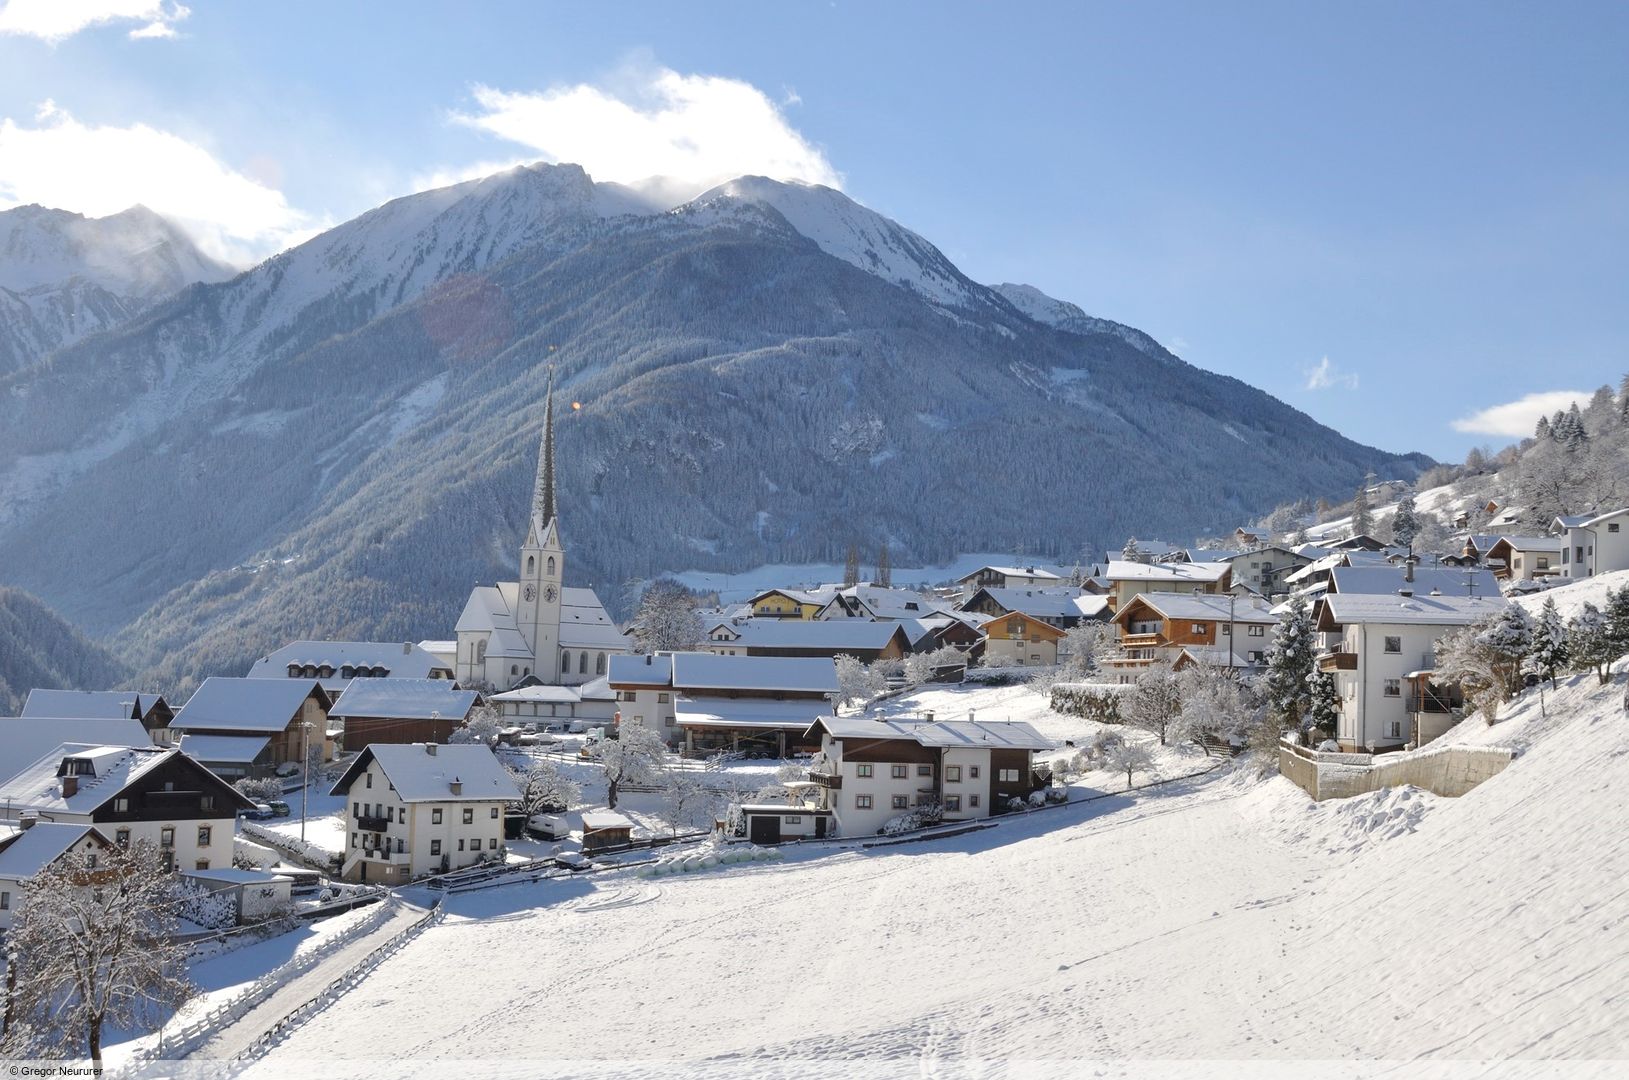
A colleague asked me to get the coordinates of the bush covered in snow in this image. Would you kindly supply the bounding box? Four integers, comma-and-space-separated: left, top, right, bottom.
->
879, 802, 943, 836
1050, 682, 1127, 723
234, 777, 283, 803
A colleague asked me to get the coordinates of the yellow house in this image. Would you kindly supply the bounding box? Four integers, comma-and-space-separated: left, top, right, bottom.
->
748, 588, 836, 620
981, 611, 1066, 666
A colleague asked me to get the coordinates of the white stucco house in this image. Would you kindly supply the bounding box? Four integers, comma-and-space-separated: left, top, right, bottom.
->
1550, 508, 1629, 579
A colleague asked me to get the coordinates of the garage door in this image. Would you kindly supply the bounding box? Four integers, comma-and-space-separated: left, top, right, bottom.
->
749, 815, 781, 844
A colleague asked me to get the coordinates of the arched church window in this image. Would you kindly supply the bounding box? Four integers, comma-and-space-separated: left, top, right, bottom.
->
561, 650, 572, 673
596, 653, 606, 675
511, 664, 519, 677
547, 557, 555, 576
579, 652, 588, 675
476, 641, 487, 664
527, 556, 535, 575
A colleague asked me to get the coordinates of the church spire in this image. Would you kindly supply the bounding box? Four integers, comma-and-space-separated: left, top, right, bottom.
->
533, 367, 556, 526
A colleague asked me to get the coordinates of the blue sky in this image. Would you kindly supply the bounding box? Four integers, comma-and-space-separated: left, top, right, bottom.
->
1, 1, 1624, 462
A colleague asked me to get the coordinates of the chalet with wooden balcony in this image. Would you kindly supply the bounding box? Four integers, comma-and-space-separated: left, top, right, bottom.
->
980, 610, 1067, 667
1102, 559, 1232, 612
1105, 592, 1278, 680
609, 652, 839, 755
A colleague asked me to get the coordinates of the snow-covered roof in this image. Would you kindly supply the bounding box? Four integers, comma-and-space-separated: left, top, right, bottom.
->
331, 743, 519, 803
417, 640, 456, 653
1116, 593, 1277, 624
672, 653, 838, 694
0, 717, 153, 785
0, 744, 176, 815
581, 810, 632, 831
704, 619, 910, 651
0, 820, 103, 881
809, 715, 1053, 751
180, 867, 292, 885
751, 586, 839, 607
1486, 536, 1565, 552
174, 677, 323, 733
457, 582, 630, 653
607, 653, 674, 686
490, 676, 612, 704
956, 565, 1063, 583
675, 697, 835, 730
1330, 565, 1498, 598
20, 689, 163, 721
1553, 508, 1629, 530
1321, 592, 1507, 627
177, 733, 272, 764
1104, 560, 1230, 583
560, 587, 633, 651
822, 584, 952, 621
1073, 595, 1113, 620
329, 678, 478, 721
247, 640, 452, 688
961, 587, 1089, 619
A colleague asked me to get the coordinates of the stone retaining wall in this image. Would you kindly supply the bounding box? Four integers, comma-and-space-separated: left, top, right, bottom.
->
1279, 740, 1515, 801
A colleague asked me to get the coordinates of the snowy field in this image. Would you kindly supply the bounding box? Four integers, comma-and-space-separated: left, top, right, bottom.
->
241, 647, 1629, 1075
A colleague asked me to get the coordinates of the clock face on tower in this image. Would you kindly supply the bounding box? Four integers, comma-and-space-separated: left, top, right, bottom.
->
523, 585, 536, 602
544, 585, 558, 603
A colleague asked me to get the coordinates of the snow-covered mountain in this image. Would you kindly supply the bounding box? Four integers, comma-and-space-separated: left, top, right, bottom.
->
0, 161, 1430, 691
990, 282, 1166, 357
0, 203, 235, 373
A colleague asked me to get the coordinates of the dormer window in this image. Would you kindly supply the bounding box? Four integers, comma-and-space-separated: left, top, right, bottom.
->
341, 666, 355, 679
287, 663, 301, 677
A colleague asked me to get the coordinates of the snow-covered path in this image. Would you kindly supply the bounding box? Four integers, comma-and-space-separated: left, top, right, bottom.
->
185, 894, 433, 1061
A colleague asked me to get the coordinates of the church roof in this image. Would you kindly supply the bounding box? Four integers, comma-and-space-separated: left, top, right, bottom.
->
456, 582, 628, 656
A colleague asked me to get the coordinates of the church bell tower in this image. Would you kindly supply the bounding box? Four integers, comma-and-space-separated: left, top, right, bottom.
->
517, 370, 564, 683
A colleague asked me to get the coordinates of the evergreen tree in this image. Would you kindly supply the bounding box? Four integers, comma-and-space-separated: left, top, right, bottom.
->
1476, 604, 1534, 695
843, 545, 859, 588
1350, 483, 1373, 537
1390, 492, 1420, 553
1263, 592, 1316, 729
875, 543, 891, 588
1122, 537, 1143, 562
1305, 667, 1339, 737
1568, 603, 1616, 685
1534, 414, 1552, 440
1529, 596, 1569, 688
1604, 584, 1629, 657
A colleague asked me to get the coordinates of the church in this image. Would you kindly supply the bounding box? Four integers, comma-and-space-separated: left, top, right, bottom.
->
452, 375, 630, 691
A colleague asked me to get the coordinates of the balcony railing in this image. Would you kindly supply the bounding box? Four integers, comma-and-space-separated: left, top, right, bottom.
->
356, 813, 389, 832
1406, 690, 1460, 714
807, 772, 841, 790
1318, 651, 1358, 672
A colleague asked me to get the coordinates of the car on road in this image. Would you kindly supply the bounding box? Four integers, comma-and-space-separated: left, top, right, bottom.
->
238, 802, 277, 821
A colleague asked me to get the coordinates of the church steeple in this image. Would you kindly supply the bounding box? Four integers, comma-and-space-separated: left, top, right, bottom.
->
533, 367, 556, 527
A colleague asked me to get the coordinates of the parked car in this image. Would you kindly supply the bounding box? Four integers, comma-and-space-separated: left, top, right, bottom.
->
265, 800, 292, 818
567, 720, 588, 734
238, 802, 276, 821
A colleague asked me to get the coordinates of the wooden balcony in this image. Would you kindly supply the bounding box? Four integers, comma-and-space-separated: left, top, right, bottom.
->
1119, 633, 1163, 648
356, 813, 389, 832
1318, 651, 1358, 672
808, 772, 841, 790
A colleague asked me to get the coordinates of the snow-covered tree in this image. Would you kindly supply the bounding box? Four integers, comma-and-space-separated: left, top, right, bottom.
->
1122, 537, 1144, 563
1435, 621, 1508, 723
834, 654, 887, 709
507, 758, 581, 817
1476, 604, 1534, 695
903, 645, 967, 686
1125, 660, 1182, 745
597, 720, 668, 808
1105, 740, 1156, 789
1350, 482, 1373, 537
234, 776, 283, 803
1604, 585, 1629, 657
449, 704, 504, 746
661, 773, 720, 836
874, 544, 892, 588
1060, 621, 1116, 677
1528, 596, 1569, 688
1568, 602, 1618, 685
1305, 667, 1339, 737
630, 578, 705, 654
843, 545, 860, 588
0, 843, 193, 1067
1175, 663, 1251, 754
1390, 492, 1420, 553
1262, 592, 1316, 729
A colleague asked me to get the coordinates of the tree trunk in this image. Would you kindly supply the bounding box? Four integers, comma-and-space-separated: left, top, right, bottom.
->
607, 777, 620, 809
88, 1015, 102, 1071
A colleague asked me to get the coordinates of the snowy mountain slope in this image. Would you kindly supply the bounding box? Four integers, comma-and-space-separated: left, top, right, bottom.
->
243, 666, 1629, 1069
0, 203, 235, 373
0, 585, 128, 713
991, 281, 1166, 356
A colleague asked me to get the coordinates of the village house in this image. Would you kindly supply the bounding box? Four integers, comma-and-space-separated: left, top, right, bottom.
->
608, 652, 839, 755
957, 586, 1108, 629
956, 565, 1064, 593
1106, 592, 1279, 680
328, 678, 482, 749
816, 584, 952, 621
178, 867, 295, 925
1478, 536, 1566, 584
1315, 590, 1507, 752
329, 742, 519, 884
246, 640, 453, 694
705, 617, 914, 662
487, 677, 616, 727
0, 818, 113, 933
0, 716, 153, 785
1103, 559, 1232, 611
1214, 545, 1315, 597
171, 677, 334, 781
748, 587, 838, 619
979, 610, 1067, 667
21, 689, 176, 745
1550, 508, 1629, 579
752, 715, 1054, 840
0, 743, 253, 874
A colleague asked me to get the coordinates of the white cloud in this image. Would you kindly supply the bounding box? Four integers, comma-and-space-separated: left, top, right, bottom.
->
0, 102, 316, 264
0, 0, 189, 42
1305, 356, 1359, 391
1451, 390, 1590, 438
447, 63, 842, 193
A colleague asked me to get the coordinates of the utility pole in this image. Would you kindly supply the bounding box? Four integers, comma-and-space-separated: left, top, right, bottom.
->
300, 721, 312, 844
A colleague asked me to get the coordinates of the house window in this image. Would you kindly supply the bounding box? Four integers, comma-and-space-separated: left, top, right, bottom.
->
561, 651, 572, 672
1248, 626, 1265, 637
580, 653, 588, 675
891, 795, 908, 809
396, 838, 405, 853
351, 832, 358, 849
891, 765, 908, 779
917, 765, 933, 777
998, 769, 1020, 783
0, 892, 8, 911
1384, 636, 1401, 653
658, 693, 670, 704
944, 796, 961, 812
115, 798, 129, 813
432, 809, 443, 824
1191, 623, 1206, 634
857, 764, 873, 778
431, 840, 442, 856
366, 773, 373, 789
1537, 557, 1550, 570
1610, 524, 1621, 534
490, 807, 500, 819
1007, 617, 1024, 636
198, 825, 212, 847
160, 827, 175, 848
969, 794, 981, 808
195, 859, 210, 871
1384, 679, 1401, 697
115, 828, 130, 847
489, 838, 498, 850
784, 816, 803, 825
201, 795, 215, 811
1386, 721, 1403, 738
969, 766, 980, 779
1222, 624, 1231, 635
527, 555, 535, 574
458, 839, 465, 851
946, 766, 962, 782
856, 795, 873, 809
597, 654, 607, 676
462, 808, 474, 825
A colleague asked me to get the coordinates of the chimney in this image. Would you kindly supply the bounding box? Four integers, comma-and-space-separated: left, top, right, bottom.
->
449, 779, 462, 795
18, 813, 37, 831
645, 654, 653, 666
968, 709, 976, 723
425, 743, 437, 756
60, 775, 79, 798
1405, 558, 1415, 584
403, 641, 413, 654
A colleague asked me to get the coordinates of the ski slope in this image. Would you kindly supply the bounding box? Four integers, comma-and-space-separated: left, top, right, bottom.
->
245, 650, 1629, 1075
